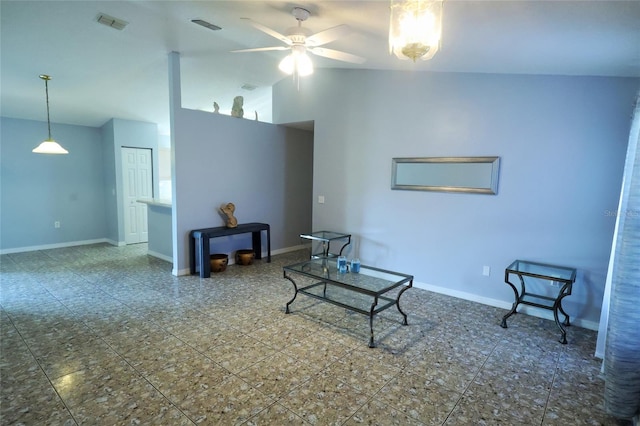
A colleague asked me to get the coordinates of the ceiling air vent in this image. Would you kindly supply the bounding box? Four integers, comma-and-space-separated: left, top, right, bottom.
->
241, 83, 257, 91
191, 19, 222, 31
96, 13, 128, 30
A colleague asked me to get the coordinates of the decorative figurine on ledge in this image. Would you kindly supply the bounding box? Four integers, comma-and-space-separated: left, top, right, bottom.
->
231, 96, 244, 118
220, 202, 238, 228
213, 101, 220, 113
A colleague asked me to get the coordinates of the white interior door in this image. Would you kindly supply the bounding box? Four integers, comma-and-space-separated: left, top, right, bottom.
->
122, 147, 152, 244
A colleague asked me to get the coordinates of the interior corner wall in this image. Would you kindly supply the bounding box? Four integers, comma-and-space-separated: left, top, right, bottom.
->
101, 119, 119, 244
171, 108, 313, 275
0, 117, 107, 252
273, 69, 640, 327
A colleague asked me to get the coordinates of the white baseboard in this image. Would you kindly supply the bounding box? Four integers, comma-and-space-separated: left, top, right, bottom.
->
174, 267, 189, 276
147, 250, 172, 263
173, 244, 309, 277
413, 280, 599, 331
271, 244, 308, 256
0, 238, 111, 255
1, 242, 600, 333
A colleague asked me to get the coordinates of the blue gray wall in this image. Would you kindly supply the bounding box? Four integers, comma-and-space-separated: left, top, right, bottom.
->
1, 117, 107, 250
273, 69, 640, 327
1, 117, 159, 251
171, 107, 314, 275
147, 204, 173, 261
168, 51, 314, 275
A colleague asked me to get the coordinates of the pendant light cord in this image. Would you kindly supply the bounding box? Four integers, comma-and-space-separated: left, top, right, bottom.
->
40, 74, 53, 140
44, 78, 52, 140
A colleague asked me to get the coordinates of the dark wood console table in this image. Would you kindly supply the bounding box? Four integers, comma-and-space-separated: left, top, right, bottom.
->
189, 222, 271, 278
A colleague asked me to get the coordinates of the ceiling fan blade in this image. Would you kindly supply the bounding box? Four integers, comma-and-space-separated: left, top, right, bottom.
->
309, 47, 366, 64
241, 17, 292, 45
306, 24, 352, 47
232, 46, 289, 53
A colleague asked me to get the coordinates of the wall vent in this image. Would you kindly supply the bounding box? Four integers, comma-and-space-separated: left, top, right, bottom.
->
96, 13, 128, 30
241, 83, 257, 91
191, 19, 222, 31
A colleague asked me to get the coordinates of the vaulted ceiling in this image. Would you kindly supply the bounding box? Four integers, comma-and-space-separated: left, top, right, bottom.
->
1, 1, 639, 135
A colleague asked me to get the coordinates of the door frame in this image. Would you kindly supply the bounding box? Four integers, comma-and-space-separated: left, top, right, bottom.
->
120, 146, 154, 244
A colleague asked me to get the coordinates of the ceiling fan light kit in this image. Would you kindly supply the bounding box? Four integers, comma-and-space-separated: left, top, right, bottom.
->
33, 75, 69, 155
278, 43, 314, 76
389, 0, 443, 62
232, 7, 365, 80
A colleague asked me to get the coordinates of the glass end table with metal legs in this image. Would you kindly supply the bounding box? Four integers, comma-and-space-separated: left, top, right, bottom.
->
500, 260, 577, 344
300, 231, 351, 259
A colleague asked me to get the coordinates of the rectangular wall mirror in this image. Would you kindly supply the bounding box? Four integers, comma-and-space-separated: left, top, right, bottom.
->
391, 156, 500, 194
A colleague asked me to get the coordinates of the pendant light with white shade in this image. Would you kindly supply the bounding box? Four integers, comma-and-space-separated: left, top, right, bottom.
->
32, 74, 68, 155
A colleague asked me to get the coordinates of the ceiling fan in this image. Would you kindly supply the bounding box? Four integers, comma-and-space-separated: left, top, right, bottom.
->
232, 7, 366, 76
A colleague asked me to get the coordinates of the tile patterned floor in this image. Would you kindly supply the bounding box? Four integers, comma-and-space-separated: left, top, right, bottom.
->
0, 243, 623, 425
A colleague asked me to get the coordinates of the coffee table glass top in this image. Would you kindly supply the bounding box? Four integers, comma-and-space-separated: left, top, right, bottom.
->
299, 231, 350, 241
506, 260, 576, 282
284, 258, 412, 295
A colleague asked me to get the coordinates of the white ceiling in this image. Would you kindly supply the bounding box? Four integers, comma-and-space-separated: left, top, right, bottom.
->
1, 1, 639, 135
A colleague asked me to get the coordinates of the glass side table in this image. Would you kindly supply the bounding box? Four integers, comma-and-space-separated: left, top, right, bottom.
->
500, 260, 577, 344
300, 231, 351, 259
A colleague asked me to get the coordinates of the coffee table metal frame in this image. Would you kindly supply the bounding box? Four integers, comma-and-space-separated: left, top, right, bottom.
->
283, 258, 413, 348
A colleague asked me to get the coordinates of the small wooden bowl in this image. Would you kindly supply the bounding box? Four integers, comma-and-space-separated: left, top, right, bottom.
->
210, 253, 229, 272
235, 249, 255, 266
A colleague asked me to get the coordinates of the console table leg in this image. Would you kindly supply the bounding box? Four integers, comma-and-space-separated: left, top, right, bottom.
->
252, 231, 262, 260
189, 234, 196, 275
266, 227, 271, 262
199, 236, 211, 278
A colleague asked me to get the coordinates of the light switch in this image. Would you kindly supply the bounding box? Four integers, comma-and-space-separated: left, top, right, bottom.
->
318, 195, 325, 204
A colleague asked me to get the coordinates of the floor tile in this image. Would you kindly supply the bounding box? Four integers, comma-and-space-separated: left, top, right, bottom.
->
0, 244, 622, 425
176, 374, 275, 425
375, 370, 461, 425
280, 371, 369, 425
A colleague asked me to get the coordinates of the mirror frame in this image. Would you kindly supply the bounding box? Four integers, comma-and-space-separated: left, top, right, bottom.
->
391, 156, 501, 194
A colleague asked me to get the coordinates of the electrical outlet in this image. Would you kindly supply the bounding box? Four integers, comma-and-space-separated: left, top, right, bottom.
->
318, 195, 325, 204
482, 266, 490, 276
54, 221, 61, 228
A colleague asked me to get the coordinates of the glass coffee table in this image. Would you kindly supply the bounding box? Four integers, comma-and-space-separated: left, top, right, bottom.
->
299, 231, 351, 258
283, 258, 413, 348
500, 260, 577, 344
